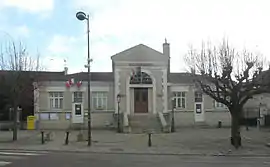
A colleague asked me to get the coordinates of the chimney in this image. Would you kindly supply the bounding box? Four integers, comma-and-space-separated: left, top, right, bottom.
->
64, 59, 68, 75
163, 38, 170, 75
163, 38, 170, 57
64, 67, 68, 75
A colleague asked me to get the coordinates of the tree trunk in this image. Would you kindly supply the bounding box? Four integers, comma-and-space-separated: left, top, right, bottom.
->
231, 110, 241, 149
13, 106, 18, 141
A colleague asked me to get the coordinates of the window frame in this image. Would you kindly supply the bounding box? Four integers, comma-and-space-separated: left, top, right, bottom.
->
73, 91, 83, 103
48, 92, 64, 110
173, 92, 186, 109
195, 92, 203, 102
214, 101, 226, 108
92, 92, 108, 110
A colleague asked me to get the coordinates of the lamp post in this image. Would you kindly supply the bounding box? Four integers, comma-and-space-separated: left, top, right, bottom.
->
117, 94, 121, 133
171, 97, 175, 132
76, 11, 92, 146
257, 102, 262, 129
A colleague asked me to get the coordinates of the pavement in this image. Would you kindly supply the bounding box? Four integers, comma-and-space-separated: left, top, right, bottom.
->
1, 151, 270, 167
0, 127, 270, 157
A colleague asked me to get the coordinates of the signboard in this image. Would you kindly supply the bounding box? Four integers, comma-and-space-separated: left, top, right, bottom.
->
128, 63, 153, 66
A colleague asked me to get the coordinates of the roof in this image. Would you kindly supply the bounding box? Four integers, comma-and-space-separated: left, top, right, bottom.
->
168, 73, 196, 84
111, 44, 167, 62
0, 70, 201, 84
66, 72, 114, 82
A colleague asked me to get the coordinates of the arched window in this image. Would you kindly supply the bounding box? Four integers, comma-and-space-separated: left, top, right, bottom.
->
130, 71, 152, 84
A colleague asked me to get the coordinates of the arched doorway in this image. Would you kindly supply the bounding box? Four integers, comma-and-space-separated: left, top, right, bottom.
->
130, 71, 153, 113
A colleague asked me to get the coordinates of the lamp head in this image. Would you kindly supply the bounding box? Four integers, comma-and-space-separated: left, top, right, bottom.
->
117, 94, 121, 103
76, 11, 87, 21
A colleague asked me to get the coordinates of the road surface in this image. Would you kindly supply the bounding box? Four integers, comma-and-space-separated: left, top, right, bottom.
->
0, 150, 269, 167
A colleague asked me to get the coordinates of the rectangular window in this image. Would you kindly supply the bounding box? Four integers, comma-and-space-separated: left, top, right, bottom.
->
40, 113, 49, 120
65, 113, 71, 120
92, 92, 108, 110
195, 92, 203, 102
49, 92, 63, 109
49, 113, 59, 120
73, 92, 83, 103
215, 101, 225, 108
173, 92, 186, 108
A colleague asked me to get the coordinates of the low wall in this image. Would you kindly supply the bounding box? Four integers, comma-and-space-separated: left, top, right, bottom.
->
172, 111, 231, 128
38, 112, 114, 130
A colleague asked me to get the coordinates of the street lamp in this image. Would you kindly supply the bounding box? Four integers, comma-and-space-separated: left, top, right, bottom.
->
117, 94, 121, 133
76, 11, 92, 146
171, 97, 175, 132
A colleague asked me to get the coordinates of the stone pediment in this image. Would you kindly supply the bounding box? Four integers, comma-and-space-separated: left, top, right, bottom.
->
111, 44, 168, 62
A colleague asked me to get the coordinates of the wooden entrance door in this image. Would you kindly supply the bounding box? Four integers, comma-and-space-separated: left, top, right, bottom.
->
134, 88, 148, 113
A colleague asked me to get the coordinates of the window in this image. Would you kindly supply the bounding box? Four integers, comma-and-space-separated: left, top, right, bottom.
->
49, 113, 59, 120
39, 113, 59, 120
40, 113, 49, 120
73, 92, 83, 103
65, 113, 71, 120
215, 101, 225, 108
130, 71, 152, 84
195, 92, 203, 102
49, 92, 63, 109
92, 92, 108, 110
173, 92, 186, 108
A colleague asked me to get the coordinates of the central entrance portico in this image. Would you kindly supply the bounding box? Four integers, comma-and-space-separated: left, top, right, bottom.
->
134, 88, 148, 113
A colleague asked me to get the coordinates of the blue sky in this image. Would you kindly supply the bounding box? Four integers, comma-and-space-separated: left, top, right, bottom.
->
0, 0, 269, 73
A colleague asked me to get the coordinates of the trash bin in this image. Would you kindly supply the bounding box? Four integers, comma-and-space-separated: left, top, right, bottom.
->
27, 116, 36, 130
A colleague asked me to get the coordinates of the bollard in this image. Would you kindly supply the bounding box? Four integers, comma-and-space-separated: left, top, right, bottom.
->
41, 131, 45, 144
148, 133, 152, 147
218, 121, 222, 128
65, 131, 70, 145
257, 118, 260, 130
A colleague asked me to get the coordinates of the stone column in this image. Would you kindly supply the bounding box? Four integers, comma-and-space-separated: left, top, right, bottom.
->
114, 68, 121, 114
162, 68, 168, 113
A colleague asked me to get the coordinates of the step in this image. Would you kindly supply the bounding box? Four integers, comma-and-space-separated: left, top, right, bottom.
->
129, 114, 162, 133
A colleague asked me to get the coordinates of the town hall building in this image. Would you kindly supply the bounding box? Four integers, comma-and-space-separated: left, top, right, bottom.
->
34, 40, 267, 132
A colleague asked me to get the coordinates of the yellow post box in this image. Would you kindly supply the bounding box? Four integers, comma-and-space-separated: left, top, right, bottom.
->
27, 116, 36, 130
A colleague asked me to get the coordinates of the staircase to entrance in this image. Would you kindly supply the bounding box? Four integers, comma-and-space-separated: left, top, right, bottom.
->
129, 114, 162, 133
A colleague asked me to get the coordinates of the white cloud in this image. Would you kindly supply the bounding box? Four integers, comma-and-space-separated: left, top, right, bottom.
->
47, 35, 80, 54
14, 25, 30, 38
70, 0, 270, 72
0, 0, 54, 13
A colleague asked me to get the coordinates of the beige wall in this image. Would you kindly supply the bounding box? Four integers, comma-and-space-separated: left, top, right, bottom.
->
38, 112, 114, 130
38, 81, 114, 112
173, 111, 231, 127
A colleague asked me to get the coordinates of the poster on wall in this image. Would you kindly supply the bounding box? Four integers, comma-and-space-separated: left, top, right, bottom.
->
50, 113, 59, 120
65, 113, 71, 120
40, 113, 49, 120
196, 104, 202, 114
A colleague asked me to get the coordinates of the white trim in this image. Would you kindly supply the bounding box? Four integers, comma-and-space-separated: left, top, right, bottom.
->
91, 92, 108, 110
194, 102, 205, 122
45, 86, 109, 92
129, 84, 154, 88
38, 110, 72, 113
126, 68, 156, 114
173, 92, 187, 109
162, 68, 168, 113
171, 86, 190, 92
115, 66, 167, 70
47, 92, 64, 110
115, 68, 120, 114
72, 103, 84, 123
115, 61, 168, 66
72, 91, 84, 103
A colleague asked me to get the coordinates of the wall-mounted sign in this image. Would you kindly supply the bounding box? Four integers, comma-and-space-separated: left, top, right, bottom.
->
128, 63, 153, 66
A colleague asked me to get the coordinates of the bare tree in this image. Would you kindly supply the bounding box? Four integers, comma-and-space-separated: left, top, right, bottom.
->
0, 40, 43, 141
185, 39, 270, 148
